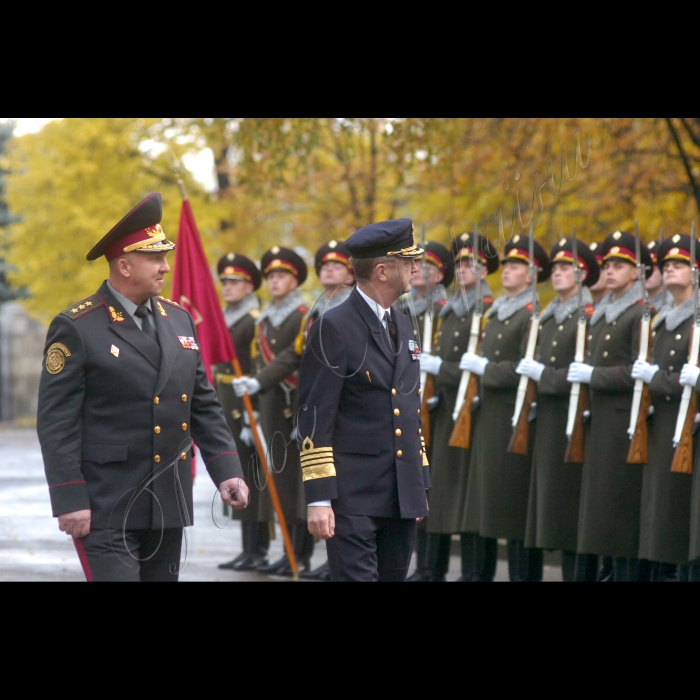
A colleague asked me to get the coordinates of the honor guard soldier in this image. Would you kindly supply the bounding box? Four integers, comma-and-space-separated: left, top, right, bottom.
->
297, 219, 430, 581
568, 230, 653, 582
232, 246, 314, 576
37, 193, 248, 581
397, 240, 454, 582
213, 253, 274, 572
460, 233, 551, 581
419, 233, 499, 582
646, 239, 670, 311
588, 242, 608, 306
519, 237, 598, 581
635, 234, 697, 580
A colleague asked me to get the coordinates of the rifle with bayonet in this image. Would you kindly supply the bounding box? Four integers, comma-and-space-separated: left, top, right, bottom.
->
508, 223, 539, 456
671, 222, 698, 474
419, 225, 436, 446
450, 225, 484, 450
564, 227, 589, 463
627, 219, 653, 464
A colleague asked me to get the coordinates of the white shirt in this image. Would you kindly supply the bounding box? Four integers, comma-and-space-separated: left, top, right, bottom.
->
309, 287, 393, 508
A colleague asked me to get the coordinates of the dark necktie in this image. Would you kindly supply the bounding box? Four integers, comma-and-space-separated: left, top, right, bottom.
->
385, 311, 398, 347
134, 305, 159, 344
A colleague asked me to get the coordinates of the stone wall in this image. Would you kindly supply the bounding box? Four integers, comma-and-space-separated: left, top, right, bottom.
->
0, 302, 46, 422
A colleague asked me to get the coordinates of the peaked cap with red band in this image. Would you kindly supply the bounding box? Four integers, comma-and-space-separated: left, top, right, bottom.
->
655, 233, 700, 270
549, 237, 600, 288
314, 240, 352, 276
420, 240, 455, 289
503, 234, 551, 282
217, 252, 262, 291
86, 193, 176, 262
452, 231, 500, 276
599, 230, 653, 279
260, 246, 308, 286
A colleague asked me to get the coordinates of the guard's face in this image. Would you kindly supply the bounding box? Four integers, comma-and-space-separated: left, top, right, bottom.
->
266, 270, 298, 299
319, 261, 352, 288
124, 252, 170, 299
603, 259, 637, 292
412, 261, 442, 292
455, 259, 479, 288
663, 260, 692, 290
551, 261, 576, 293
501, 260, 531, 291
222, 279, 253, 304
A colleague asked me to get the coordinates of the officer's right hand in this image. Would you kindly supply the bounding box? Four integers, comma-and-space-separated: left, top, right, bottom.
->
308, 506, 335, 539
58, 509, 91, 538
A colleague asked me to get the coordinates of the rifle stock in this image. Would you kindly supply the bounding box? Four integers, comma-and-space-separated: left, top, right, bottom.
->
508, 379, 536, 455
671, 390, 697, 474
564, 383, 588, 463
421, 373, 435, 447
449, 373, 479, 449
627, 321, 653, 464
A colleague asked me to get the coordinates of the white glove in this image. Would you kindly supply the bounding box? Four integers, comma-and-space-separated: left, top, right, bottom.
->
232, 377, 261, 397
680, 363, 700, 388
238, 426, 254, 447
631, 359, 659, 385
459, 352, 489, 376
516, 358, 545, 382
243, 410, 260, 426
567, 362, 594, 384
420, 354, 443, 376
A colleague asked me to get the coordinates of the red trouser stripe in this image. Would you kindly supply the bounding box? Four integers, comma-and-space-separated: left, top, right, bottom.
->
73, 537, 94, 582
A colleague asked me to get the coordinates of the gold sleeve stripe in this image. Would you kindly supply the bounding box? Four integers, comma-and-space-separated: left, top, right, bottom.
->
300, 456, 335, 468
215, 373, 236, 385
423, 453, 430, 467
300, 446, 334, 455
302, 464, 336, 481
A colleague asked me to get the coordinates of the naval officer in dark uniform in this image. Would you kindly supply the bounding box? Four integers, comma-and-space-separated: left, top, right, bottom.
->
297, 219, 430, 581
37, 193, 248, 581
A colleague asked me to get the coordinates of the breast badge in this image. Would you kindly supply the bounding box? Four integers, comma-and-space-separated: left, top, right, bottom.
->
178, 336, 200, 350
111, 345, 120, 357
46, 343, 71, 374
408, 340, 421, 361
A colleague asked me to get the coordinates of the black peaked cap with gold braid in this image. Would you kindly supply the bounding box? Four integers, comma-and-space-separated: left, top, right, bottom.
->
345, 218, 424, 259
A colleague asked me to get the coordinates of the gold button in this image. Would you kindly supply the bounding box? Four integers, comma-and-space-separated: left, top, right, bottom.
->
652, 331, 656, 337
588, 335, 593, 341
676, 334, 682, 340
552, 341, 557, 347
670, 350, 675, 356
182, 423, 188, 431
154, 426, 161, 434
461, 317, 465, 322
666, 396, 671, 401
181, 452, 187, 460
396, 450, 403, 458
182, 394, 188, 402
414, 329, 418, 336
436, 346, 440, 351
453, 346, 459, 352
394, 408, 400, 416
612, 321, 616, 326
417, 409, 420, 414
438, 331, 442, 337
605, 334, 611, 340
419, 450, 423, 456
418, 428, 422, 434
669, 366, 674, 371
497, 333, 502, 339
454, 331, 459, 337
153, 396, 160, 405
603, 351, 608, 357
550, 356, 556, 362
396, 429, 402, 436
539, 325, 543, 331
495, 350, 500, 356
505, 320, 510, 325
418, 388, 422, 395
391, 388, 397, 396
154, 455, 161, 463
271, 338, 276, 344
558, 325, 564, 331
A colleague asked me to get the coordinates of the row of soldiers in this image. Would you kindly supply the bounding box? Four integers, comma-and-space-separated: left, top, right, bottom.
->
212, 227, 700, 582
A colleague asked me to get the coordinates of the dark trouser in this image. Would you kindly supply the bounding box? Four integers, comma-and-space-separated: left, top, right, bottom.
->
242, 521, 270, 555
612, 557, 652, 582
460, 533, 497, 581
507, 540, 543, 582
293, 521, 315, 562
326, 514, 416, 582
649, 562, 678, 582
74, 528, 183, 582
677, 561, 700, 581
569, 552, 598, 582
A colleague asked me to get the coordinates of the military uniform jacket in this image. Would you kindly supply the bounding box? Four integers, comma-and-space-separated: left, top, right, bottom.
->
464, 291, 533, 540
524, 297, 594, 552
577, 290, 644, 558
297, 289, 430, 520
37, 281, 244, 530
639, 306, 694, 564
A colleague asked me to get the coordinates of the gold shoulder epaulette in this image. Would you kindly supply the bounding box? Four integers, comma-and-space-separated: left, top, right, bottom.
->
158, 296, 181, 307
249, 308, 261, 320
300, 437, 336, 481
60, 294, 102, 321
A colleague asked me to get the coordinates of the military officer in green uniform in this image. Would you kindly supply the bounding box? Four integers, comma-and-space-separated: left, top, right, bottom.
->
232, 246, 313, 576
37, 193, 248, 581
568, 230, 653, 582
214, 253, 275, 572
519, 237, 598, 581
634, 234, 697, 580
460, 234, 551, 582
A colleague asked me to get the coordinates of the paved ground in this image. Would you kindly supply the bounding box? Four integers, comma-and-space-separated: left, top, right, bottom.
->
0, 426, 562, 582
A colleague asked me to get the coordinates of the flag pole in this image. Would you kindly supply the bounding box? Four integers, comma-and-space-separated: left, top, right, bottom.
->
169, 149, 300, 580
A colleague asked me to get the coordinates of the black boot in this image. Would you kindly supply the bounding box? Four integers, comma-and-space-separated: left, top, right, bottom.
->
232, 522, 270, 570
300, 561, 330, 581
218, 520, 253, 570
598, 556, 614, 581
276, 524, 313, 576
612, 557, 652, 582
570, 553, 598, 582
407, 533, 450, 581
677, 560, 700, 581
456, 533, 497, 581
507, 539, 543, 582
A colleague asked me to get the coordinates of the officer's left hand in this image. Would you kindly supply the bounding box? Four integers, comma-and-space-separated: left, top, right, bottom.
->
516, 358, 545, 382
220, 478, 249, 510
631, 359, 659, 384
232, 377, 261, 397
459, 352, 489, 376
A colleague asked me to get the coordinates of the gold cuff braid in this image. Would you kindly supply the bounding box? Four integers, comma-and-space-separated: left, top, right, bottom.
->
300, 437, 336, 481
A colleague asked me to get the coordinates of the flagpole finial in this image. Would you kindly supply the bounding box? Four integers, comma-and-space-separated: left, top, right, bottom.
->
168, 146, 189, 201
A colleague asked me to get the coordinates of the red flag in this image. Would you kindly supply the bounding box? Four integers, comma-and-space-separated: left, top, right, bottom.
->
171, 198, 236, 383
